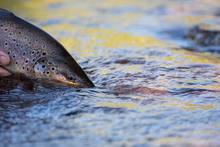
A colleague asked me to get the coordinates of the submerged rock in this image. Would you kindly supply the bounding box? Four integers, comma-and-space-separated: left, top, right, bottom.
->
187, 24, 220, 46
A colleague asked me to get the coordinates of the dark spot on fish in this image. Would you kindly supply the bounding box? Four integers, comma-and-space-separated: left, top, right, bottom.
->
69, 77, 74, 80
28, 41, 31, 45
12, 55, 15, 58
22, 67, 25, 69
4, 42, 8, 46
7, 51, 10, 55
0, 24, 3, 27
42, 52, 46, 56
24, 37, 27, 40
25, 60, 29, 63
23, 52, 26, 56
51, 67, 55, 71
46, 71, 50, 75
9, 32, 12, 36
18, 32, 21, 34
36, 51, 40, 54
48, 62, 52, 65
13, 39, 16, 42
31, 51, 35, 54
4, 28, 8, 32
26, 68, 29, 71
15, 62, 18, 64
42, 65, 46, 68
16, 44, 19, 47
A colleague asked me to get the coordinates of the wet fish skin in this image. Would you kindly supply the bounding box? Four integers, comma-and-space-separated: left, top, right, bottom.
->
0, 8, 94, 88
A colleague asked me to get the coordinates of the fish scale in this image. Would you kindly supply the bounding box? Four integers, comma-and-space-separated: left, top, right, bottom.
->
0, 8, 94, 87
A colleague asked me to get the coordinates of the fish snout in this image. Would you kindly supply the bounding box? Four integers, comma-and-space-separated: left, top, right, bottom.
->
33, 57, 94, 87
52, 73, 94, 88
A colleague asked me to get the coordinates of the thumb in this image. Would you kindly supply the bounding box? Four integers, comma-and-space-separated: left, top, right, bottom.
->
0, 67, 11, 77
0, 51, 10, 65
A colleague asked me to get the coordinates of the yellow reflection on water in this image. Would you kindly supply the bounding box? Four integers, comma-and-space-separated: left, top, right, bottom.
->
162, 99, 215, 111
93, 30, 162, 49
154, 137, 214, 146
96, 102, 138, 109
169, 48, 220, 65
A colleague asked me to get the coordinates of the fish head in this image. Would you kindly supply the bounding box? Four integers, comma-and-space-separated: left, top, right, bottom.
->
33, 57, 94, 88
0, 8, 94, 88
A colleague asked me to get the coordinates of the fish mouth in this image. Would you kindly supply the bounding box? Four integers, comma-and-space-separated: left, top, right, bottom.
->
52, 74, 90, 88
55, 79, 81, 87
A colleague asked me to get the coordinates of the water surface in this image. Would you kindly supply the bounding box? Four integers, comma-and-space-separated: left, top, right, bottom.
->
1, 0, 220, 146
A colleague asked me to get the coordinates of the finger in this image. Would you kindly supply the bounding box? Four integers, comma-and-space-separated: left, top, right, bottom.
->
0, 51, 10, 65
0, 67, 11, 77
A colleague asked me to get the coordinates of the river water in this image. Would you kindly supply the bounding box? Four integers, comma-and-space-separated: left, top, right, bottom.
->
1, 0, 220, 146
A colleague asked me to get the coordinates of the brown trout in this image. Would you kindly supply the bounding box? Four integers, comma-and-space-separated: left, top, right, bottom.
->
0, 8, 94, 88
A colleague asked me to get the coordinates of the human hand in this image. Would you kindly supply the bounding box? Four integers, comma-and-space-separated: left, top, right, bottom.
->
0, 51, 11, 77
